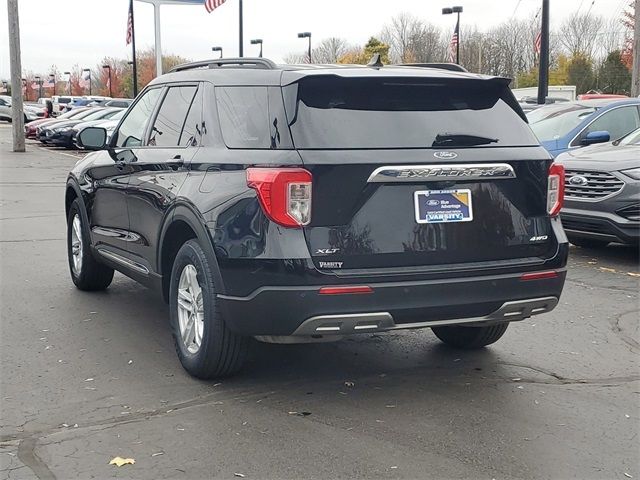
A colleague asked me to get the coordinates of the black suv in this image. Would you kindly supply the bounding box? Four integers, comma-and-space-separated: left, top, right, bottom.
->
67, 58, 568, 378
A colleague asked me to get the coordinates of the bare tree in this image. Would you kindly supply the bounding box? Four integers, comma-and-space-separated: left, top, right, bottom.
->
381, 13, 446, 63
312, 37, 350, 64
595, 16, 626, 62
559, 13, 605, 58
283, 52, 307, 64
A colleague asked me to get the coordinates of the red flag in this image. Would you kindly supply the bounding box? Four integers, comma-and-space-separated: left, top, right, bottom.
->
205, 0, 227, 13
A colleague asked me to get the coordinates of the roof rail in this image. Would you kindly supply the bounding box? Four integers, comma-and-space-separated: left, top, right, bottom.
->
169, 57, 277, 73
398, 63, 469, 73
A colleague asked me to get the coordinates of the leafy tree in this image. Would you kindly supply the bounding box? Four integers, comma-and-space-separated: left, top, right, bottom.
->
567, 54, 595, 94
598, 50, 632, 94
338, 37, 390, 65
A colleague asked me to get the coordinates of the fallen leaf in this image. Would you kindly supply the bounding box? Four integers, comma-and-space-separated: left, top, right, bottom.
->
109, 456, 135, 467
627, 272, 640, 277
84, 378, 94, 382
151, 452, 164, 457
128, 360, 133, 365
624, 473, 632, 479
234, 473, 245, 478
599, 267, 616, 273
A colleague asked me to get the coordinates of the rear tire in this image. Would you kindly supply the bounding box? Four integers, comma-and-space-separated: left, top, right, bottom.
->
67, 199, 114, 291
568, 236, 609, 248
169, 239, 248, 379
432, 323, 509, 349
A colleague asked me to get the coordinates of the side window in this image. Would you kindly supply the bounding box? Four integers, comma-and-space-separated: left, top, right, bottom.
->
581, 106, 640, 143
148, 86, 197, 147
216, 86, 270, 148
180, 86, 203, 147
114, 88, 161, 148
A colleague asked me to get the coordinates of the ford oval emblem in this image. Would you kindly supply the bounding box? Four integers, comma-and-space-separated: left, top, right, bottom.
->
434, 151, 458, 160
568, 175, 588, 186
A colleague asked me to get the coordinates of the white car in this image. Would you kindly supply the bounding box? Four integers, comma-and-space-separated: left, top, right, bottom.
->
0, 95, 44, 123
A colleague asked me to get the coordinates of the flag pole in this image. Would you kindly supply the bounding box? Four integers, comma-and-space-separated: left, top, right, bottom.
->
239, 0, 244, 57
131, 0, 139, 97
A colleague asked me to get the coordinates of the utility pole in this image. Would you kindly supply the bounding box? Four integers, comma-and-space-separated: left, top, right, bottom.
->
537, 0, 550, 104
632, 0, 639, 97
7, 0, 25, 152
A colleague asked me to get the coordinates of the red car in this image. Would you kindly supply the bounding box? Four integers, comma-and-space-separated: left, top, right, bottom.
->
577, 93, 629, 100
25, 107, 91, 138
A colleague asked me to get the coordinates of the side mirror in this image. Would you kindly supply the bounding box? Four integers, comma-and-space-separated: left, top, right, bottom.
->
581, 130, 610, 146
78, 127, 107, 150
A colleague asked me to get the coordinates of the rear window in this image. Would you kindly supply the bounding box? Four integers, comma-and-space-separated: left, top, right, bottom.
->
57, 97, 71, 104
528, 104, 597, 142
216, 86, 270, 148
283, 77, 538, 149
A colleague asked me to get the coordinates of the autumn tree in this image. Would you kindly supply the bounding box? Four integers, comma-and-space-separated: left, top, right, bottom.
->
567, 54, 595, 94
598, 50, 632, 93
338, 37, 390, 65
622, 1, 635, 68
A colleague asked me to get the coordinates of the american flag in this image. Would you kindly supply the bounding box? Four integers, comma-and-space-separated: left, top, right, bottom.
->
126, 0, 134, 45
205, 0, 227, 13
80, 70, 91, 89
44, 76, 55, 89
449, 18, 459, 63
534, 31, 542, 55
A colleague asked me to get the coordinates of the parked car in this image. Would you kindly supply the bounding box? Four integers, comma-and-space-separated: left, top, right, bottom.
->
67, 58, 568, 378
0, 95, 45, 123
102, 98, 133, 109
26, 107, 92, 138
527, 98, 640, 157
35, 107, 99, 141
40, 107, 121, 148
52, 95, 83, 115
72, 109, 126, 148
556, 127, 640, 247
519, 96, 570, 113
577, 93, 629, 101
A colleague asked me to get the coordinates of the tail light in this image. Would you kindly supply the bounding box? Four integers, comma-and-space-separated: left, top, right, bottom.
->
246, 167, 312, 227
547, 163, 565, 216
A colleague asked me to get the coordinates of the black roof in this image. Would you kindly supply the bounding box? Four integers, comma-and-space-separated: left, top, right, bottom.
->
152, 57, 506, 88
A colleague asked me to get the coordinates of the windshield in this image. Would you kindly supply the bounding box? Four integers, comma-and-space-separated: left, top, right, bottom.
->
284, 77, 538, 149
80, 109, 110, 121
618, 127, 640, 146
528, 104, 597, 142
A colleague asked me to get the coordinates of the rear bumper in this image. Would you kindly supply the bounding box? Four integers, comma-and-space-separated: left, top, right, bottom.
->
218, 269, 566, 337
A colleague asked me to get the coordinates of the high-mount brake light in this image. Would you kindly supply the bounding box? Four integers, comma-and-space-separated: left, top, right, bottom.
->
246, 168, 312, 228
547, 163, 565, 216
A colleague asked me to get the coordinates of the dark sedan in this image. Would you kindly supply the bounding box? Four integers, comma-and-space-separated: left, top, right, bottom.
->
39, 108, 121, 148
556, 127, 640, 247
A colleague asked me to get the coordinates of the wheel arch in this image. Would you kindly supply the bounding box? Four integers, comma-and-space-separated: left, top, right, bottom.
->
158, 203, 225, 302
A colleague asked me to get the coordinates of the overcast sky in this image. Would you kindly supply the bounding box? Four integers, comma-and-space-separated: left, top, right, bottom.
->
0, 0, 629, 78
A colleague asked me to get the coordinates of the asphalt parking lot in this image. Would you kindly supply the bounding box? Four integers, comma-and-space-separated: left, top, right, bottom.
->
0, 123, 638, 480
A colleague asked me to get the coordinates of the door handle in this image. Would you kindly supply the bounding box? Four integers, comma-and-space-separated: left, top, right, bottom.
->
169, 155, 184, 171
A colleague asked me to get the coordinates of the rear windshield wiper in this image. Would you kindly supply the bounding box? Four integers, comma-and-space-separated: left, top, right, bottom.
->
432, 134, 499, 147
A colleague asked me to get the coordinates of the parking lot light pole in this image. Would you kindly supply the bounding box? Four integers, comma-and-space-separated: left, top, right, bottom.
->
297, 32, 312, 63
537, 0, 550, 105
250, 39, 263, 58
442, 6, 463, 65
212, 46, 223, 59
49, 74, 56, 96
102, 65, 112, 97
63, 71, 71, 95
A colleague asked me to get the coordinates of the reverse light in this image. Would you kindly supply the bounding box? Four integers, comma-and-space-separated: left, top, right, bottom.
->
547, 163, 565, 216
246, 167, 312, 227
318, 286, 373, 295
520, 271, 559, 281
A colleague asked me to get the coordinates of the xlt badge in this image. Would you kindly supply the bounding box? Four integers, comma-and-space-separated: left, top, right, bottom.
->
316, 248, 340, 255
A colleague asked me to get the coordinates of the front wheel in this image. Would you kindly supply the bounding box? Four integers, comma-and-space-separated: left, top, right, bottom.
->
432, 323, 509, 349
169, 239, 248, 379
67, 199, 114, 291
